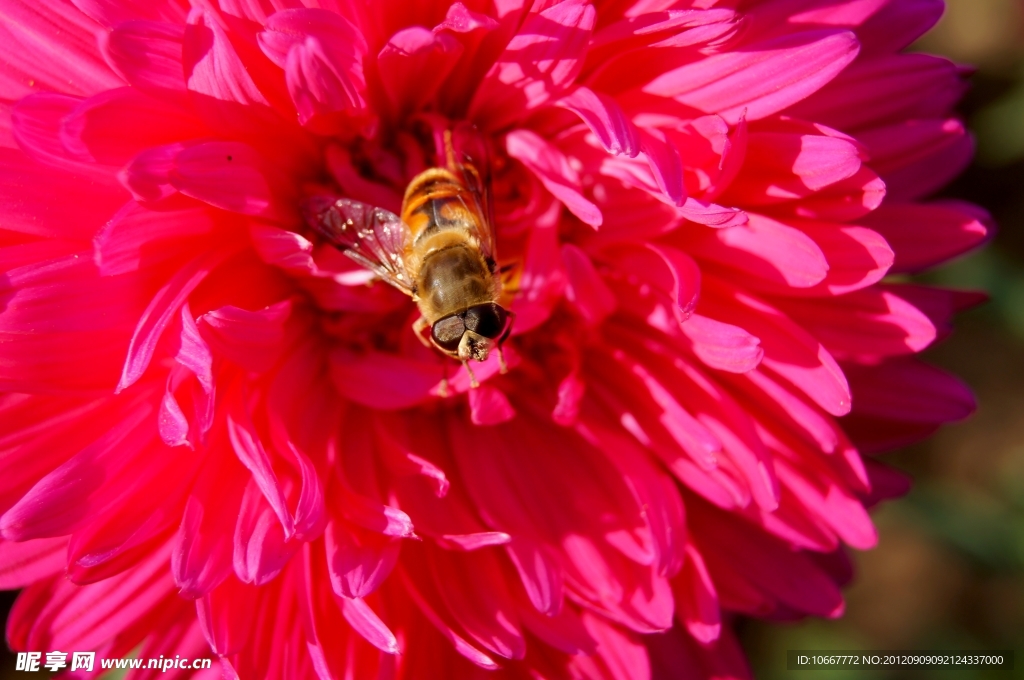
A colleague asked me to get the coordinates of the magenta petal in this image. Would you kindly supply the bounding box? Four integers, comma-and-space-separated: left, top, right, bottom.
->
100, 20, 187, 94
644, 29, 859, 123
558, 86, 640, 157
562, 243, 616, 325
863, 200, 991, 273
506, 129, 602, 228
170, 141, 282, 219
0, 0, 123, 100
117, 244, 238, 393
680, 314, 763, 374
330, 348, 439, 410
338, 597, 400, 654
686, 212, 830, 289
120, 141, 191, 202
612, 244, 701, 323
845, 358, 975, 423
93, 202, 216, 276
468, 385, 516, 426
0, 537, 68, 589
506, 538, 564, 616
675, 544, 721, 644
470, 0, 596, 128
260, 9, 368, 125
378, 28, 464, 117
325, 519, 401, 599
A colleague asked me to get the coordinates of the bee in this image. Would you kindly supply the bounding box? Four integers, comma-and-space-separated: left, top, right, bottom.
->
304, 131, 513, 388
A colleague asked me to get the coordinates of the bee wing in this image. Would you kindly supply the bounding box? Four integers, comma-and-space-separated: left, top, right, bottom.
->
305, 196, 415, 295
448, 126, 498, 263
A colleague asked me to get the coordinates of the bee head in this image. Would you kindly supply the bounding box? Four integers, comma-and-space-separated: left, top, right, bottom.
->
429, 303, 509, 362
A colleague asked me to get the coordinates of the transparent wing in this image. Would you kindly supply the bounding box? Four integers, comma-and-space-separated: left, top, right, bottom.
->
304, 196, 414, 295
448, 125, 497, 263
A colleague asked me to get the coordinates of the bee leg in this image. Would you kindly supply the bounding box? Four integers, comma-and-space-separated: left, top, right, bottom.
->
463, 361, 480, 388
438, 358, 450, 398
496, 346, 508, 375
412, 316, 433, 349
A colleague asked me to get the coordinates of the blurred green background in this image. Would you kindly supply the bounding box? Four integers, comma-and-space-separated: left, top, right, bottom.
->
741, 0, 1024, 677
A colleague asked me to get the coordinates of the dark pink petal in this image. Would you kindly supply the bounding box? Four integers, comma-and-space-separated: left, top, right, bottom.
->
93, 202, 217, 276
324, 518, 401, 599
562, 243, 616, 325
577, 420, 688, 577
11, 93, 120, 184
99, 20, 187, 94
575, 611, 651, 680
506, 538, 564, 616
507, 129, 602, 227
379, 28, 463, 117
862, 200, 991, 273
844, 358, 976, 424
722, 120, 864, 205
677, 197, 747, 227
199, 300, 294, 373
643, 29, 859, 124
674, 543, 720, 644
170, 141, 288, 220
196, 576, 259, 656
647, 622, 751, 680
790, 53, 965, 131
260, 9, 369, 127
182, 8, 282, 132
679, 314, 763, 374
0, 537, 67, 589
0, 0, 123, 100
785, 165, 886, 221
173, 448, 248, 598
0, 404, 155, 540
609, 244, 701, 323
558, 86, 640, 157
775, 287, 938, 360
0, 147, 126, 239
72, 0, 188, 26
397, 567, 500, 670
0, 395, 132, 516
330, 348, 440, 409
117, 243, 240, 392
61, 87, 206, 165
639, 127, 686, 206
9, 547, 175, 652
788, 220, 894, 296
470, 0, 596, 128
517, 596, 594, 654
683, 213, 829, 289
856, 0, 944, 56
120, 141, 192, 202
468, 385, 516, 425
426, 545, 526, 660
232, 480, 300, 585
691, 499, 844, 618
339, 597, 400, 655
858, 118, 972, 201
704, 285, 851, 416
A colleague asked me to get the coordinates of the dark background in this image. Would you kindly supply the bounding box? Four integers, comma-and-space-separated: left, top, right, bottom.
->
2, 1, 1023, 677
743, 1, 1024, 677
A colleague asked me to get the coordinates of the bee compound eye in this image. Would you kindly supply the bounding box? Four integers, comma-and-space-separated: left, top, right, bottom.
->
431, 315, 465, 352
463, 303, 507, 339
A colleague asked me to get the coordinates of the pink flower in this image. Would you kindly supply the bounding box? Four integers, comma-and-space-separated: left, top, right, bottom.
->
0, 0, 986, 677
